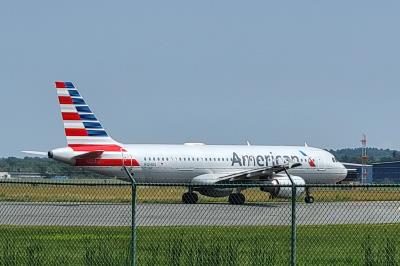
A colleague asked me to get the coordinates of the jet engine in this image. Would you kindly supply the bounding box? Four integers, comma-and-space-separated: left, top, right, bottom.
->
261, 175, 305, 198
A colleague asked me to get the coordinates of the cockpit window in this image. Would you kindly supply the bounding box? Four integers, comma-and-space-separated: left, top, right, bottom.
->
332, 157, 337, 162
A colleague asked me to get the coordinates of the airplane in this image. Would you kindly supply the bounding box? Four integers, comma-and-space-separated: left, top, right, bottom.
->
23, 81, 348, 205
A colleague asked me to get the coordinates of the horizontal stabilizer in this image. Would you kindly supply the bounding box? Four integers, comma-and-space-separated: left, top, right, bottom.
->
73, 150, 104, 159
22, 151, 48, 157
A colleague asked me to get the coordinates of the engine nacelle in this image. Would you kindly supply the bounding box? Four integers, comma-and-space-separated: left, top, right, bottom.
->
261, 175, 305, 198
191, 173, 233, 197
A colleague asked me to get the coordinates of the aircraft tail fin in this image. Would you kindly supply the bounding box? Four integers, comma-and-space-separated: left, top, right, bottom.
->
55, 81, 121, 150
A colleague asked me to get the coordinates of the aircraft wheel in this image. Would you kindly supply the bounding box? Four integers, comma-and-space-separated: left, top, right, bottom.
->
182, 192, 198, 204
305, 196, 314, 204
228, 193, 245, 205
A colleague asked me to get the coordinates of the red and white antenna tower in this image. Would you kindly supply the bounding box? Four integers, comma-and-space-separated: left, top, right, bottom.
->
361, 134, 368, 184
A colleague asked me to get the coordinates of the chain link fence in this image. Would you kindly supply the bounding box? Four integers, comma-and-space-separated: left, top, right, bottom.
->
0, 180, 399, 265
297, 185, 400, 265
0, 180, 132, 265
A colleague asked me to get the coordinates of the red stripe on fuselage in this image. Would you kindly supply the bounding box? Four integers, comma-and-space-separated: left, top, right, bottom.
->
75, 158, 140, 167
65, 128, 88, 136
62, 112, 81, 120
58, 96, 73, 104
69, 144, 126, 152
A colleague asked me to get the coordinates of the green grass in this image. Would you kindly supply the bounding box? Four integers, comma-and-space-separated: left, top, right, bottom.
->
1, 184, 400, 203
0, 226, 131, 265
0, 224, 399, 265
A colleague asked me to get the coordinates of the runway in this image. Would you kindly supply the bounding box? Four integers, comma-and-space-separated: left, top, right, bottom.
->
0, 201, 399, 226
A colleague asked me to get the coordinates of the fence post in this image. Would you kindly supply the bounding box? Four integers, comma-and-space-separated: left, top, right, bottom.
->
284, 168, 297, 266
291, 185, 297, 266
123, 166, 137, 266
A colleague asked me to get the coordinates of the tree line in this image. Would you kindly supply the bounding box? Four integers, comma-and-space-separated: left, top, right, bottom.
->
0, 157, 107, 179
329, 148, 400, 164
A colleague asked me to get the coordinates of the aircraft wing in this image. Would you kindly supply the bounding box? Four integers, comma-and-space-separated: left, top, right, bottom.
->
191, 163, 301, 185
215, 162, 301, 183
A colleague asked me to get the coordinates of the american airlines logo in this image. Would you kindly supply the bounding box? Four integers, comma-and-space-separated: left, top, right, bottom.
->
231, 152, 315, 167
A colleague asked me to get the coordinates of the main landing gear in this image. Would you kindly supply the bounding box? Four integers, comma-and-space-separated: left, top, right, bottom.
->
228, 193, 246, 205
304, 187, 314, 204
182, 192, 198, 204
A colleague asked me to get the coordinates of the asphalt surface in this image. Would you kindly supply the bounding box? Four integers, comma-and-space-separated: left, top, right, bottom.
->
0, 201, 399, 227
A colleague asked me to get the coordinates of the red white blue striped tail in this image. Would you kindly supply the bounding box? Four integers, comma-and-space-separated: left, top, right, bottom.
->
55, 81, 121, 150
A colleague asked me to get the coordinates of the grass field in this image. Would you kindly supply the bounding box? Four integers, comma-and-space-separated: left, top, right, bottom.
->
1, 183, 400, 203
0, 224, 399, 265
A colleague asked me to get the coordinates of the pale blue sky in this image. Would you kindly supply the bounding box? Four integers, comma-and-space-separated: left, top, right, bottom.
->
1, 1, 400, 157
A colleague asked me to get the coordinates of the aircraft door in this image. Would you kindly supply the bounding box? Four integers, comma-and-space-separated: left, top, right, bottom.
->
122, 151, 144, 181
122, 152, 133, 172
316, 151, 326, 171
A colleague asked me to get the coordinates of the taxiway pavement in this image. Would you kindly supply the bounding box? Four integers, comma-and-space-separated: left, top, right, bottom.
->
0, 201, 399, 226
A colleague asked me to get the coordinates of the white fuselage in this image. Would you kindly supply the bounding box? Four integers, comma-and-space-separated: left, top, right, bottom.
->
72, 144, 347, 184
